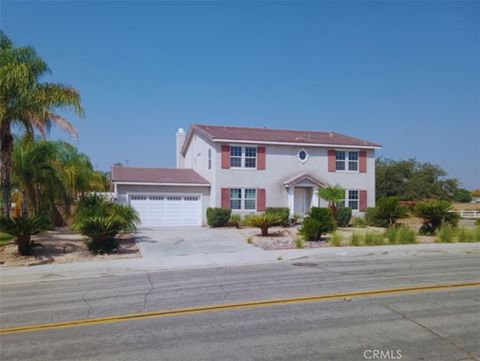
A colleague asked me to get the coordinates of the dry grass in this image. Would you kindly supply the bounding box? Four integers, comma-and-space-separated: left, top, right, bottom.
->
452, 203, 480, 211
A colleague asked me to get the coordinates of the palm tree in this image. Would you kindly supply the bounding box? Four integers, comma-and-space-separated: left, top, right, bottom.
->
0, 32, 83, 217
12, 138, 67, 217
318, 184, 345, 219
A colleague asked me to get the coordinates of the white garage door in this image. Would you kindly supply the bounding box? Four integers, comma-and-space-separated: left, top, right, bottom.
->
129, 195, 202, 227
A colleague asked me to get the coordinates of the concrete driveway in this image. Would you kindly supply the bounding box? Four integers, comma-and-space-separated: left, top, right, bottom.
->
135, 227, 271, 269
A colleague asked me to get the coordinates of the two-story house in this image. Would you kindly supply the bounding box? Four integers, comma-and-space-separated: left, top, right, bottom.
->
112, 124, 381, 227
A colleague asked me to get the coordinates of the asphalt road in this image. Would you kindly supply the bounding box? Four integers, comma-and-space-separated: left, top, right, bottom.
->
1, 253, 479, 361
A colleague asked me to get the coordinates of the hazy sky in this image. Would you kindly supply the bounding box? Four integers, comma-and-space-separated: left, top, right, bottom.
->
1, 1, 479, 188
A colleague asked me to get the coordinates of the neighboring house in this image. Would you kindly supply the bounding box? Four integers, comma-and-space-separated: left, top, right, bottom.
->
112, 124, 381, 227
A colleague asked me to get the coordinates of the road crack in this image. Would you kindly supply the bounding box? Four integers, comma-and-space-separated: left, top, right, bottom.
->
382, 303, 479, 361
142, 273, 154, 310
218, 284, 229, 299
82, 292, 93, 318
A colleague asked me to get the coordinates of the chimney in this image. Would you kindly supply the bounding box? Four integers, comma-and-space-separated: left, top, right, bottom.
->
176, 128, 186, 168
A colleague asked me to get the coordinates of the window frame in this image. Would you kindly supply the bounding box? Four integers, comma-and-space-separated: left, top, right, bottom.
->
229, 188, 256, 210
335, 150, 359, 172
345, 189, 359, 211
229, 145, 258, 169
297, 148, 309, 163
208, 148, 212, 170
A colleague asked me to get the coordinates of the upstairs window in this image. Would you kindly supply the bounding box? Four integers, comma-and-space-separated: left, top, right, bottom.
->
336, 151, 359, 171
208, 149, 212, 169
230, 146, 257, 168
230, 146, 242, 167
245, 147, 257, 168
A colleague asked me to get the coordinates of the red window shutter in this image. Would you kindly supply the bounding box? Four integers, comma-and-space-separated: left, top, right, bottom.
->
221, 188, 230, 208
221, 145, 230, 169
359, 151, 367, 173
257, 146, 266, 170
359, 190, 367, 211
257, 188, 266, 211
328, 150, 336, 172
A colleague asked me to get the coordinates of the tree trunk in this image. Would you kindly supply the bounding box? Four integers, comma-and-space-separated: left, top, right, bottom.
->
261, 226, 268, 237
0, 125, 13, 219
21, 190, 28, 217
17, 235, 32, 256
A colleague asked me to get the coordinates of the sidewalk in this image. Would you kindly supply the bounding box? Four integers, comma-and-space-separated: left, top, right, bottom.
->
1, 242, 479, 285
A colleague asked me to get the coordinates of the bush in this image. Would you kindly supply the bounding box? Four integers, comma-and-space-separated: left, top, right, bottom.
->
244, 214, 282, 236
351, 233, 363, 246
365, 197, 408, 228
416, 200, 460, 235
435, 225, 456, 243
0, 216, 51, 255
265, 208, 290, 227
329, 232, 343, 247
336, 207, 352, 227
453, 188, 472, 203
206, 208, 231, 227
364, 233, 385, 246
351, 216, 367, 228
73, 194, 138, 233
295, 236, 304, 249
299, 207, 336, 242
291, 213, 302, 225
476, 219, 480, 226
385, 226, 417, 244
228, 214, 242, 228
78, 216, 123, 254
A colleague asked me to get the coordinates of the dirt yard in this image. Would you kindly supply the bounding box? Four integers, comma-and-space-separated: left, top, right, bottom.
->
0, 228, 141, 267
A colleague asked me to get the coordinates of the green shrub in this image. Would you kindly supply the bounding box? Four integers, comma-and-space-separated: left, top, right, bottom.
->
206, 208, 231, 227
78, 216, 123, 254
476, 219, 480, 226
246, 236, 253, 244
295, 236, 304, 249
351, 216, 367, 228
416, 200, 460, 235
299, 207, 336, 241
73, 194, 138, 233
457, 227, 480, 242
365, 197, 408, 227
351, 233, 363, 246
265, 208, 290, 227
228, 214, 242, 228
364, 232, 384, 246
385, 226, 417, 244
329, 232, 343, 247
244, 214, 282, 236
336, 207, 352, 227
435, 225, 456, 243
0, 216, 51, 255
291, 213, 302, 225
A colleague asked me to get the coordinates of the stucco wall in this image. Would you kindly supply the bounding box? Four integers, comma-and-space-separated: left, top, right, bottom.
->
116, 184, 211, 224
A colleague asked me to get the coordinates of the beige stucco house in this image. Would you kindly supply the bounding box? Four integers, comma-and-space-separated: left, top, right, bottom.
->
112, 124, 381, 227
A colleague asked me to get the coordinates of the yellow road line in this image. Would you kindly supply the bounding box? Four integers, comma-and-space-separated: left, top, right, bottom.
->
1, 281, 479, 335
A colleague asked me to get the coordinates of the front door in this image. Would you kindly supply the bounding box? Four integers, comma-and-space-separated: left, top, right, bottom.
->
294, 188, 307, 216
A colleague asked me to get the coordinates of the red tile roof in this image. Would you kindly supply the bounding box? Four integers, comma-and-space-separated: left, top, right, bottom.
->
183, 124, 380, 153
111, 166, 210, 185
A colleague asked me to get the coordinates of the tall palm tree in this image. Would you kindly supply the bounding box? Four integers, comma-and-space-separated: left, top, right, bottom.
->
318, 184, 345, 219
0, 32, 83, 217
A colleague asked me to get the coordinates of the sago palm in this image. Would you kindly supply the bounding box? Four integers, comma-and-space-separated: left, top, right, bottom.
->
0, 32, 83, 217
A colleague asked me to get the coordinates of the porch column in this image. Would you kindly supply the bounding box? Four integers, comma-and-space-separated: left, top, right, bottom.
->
287, 187, 294, 217
312, 187, 319, 207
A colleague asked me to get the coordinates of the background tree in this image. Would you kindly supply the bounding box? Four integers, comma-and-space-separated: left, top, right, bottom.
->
0, 32, 83, 217
318, 185, 345, 219
376, 158, 465, 201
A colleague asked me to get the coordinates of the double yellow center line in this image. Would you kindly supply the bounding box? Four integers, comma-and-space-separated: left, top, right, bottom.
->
1, 281, 479, 335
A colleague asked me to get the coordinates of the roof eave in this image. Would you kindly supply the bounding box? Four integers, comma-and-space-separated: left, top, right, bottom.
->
210, 138, 382, 149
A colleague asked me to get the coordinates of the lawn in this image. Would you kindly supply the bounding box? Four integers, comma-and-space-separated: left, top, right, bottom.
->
0, 232, 15, 246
